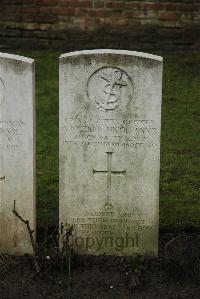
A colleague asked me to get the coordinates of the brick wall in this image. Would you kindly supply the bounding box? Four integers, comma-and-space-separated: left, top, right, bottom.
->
0, 0, 199, 50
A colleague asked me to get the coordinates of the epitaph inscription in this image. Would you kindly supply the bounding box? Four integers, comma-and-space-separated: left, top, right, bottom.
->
87, 67, 133, 112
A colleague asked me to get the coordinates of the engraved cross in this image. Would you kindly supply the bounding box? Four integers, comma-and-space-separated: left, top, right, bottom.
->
93, 152, 126, 208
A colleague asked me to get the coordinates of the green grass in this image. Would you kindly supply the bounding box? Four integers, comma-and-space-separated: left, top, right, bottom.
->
160, 52, 200, 230
13, 50, 200, 229
18, 50, 60, 226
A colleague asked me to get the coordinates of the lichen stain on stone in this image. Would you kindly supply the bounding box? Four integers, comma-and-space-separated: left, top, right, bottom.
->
66, 56, 94, 68
0, 58, 26, 75
8, 60, 26, 75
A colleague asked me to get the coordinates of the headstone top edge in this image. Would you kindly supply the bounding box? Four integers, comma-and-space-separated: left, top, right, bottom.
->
59, 49, 163, 62
0, 52, 34, 64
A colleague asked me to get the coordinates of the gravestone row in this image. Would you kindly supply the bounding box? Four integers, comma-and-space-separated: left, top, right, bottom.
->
0, 50, 163, 256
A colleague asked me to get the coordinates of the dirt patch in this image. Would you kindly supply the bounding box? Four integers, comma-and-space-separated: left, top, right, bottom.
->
0, 232, 200, 299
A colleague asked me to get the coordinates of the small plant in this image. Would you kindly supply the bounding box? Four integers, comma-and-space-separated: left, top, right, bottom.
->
59, 222, 74, 286
12, 201, 74, 284
128, 254, 145, 290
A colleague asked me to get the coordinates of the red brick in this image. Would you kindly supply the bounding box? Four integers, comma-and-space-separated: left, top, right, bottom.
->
21, 15, 36, 22
1, 0, 22, 3
124, 18, 141, 26
176, 4, 197, 11
106, 1, 124, 10
22, 0, 37, 4
164, 3, 177, 11
35, 0, 58, 5
75, 8, 88, 17
21, 6, 39, 14
193, 13, 200, 21
0, 0, 199, 51
4, 6, 24, 14
3, 22, 18, 29
40, 6, 54, 14
3, 0, 33, 4
58, 0, 92, 8
124, 10, 146, 19
158, 19, 177, 28
54, 7, 74, 16
125, 2, 141, 10
58, 0, 73, 7
16, 22, 40, 30
36, 15, 58, 23
0, 14, 21, 22
22, 30, 47, 38
93, 0, 104, 9
39, 23, 51, 30
108, 17, 128, 27
141, 3, 163, 10
88, 9, 110, 17
57, 16, 71, 22
140, 18, 159, 26
159, 11, 180, 20
146, 10, 159, 19
78, 0, 92, 8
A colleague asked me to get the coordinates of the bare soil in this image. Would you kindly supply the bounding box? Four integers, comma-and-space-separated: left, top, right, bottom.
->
0, 232, 200, 299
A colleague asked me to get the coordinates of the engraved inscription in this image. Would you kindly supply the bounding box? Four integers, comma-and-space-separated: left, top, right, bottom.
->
0, 79, 26, 186
62, 113, 160, 149
87, 67, 133, 112
0, 121, 25, 143
0, 120, 26, 156
72, 211, 152, 238
93, 152, 126, 207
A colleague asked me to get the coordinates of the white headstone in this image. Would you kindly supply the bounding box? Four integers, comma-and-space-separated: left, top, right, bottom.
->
59, 50, 163, 256
0, 53, 35, 255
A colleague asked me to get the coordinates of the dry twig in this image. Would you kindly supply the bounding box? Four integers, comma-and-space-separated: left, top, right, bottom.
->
13, 200, 40, 273
165, 234, 187, 251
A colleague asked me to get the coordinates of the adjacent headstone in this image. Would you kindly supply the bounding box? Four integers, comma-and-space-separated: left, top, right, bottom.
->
0, 53, 35, 255
59, 50, 163, 256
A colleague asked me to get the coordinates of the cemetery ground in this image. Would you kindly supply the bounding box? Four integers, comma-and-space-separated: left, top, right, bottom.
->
0, 50, 200, 298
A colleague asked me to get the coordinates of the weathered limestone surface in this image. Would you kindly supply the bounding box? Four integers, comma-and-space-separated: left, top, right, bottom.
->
0, 53, 35, 255
59, 50, 163, 256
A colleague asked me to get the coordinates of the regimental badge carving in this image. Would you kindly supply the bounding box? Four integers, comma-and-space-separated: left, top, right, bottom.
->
0, 78, 5, 106
87, 67, 133, 112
